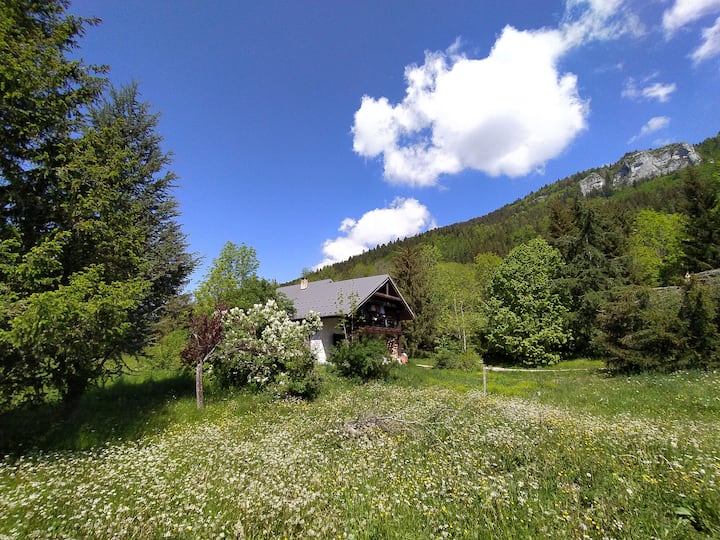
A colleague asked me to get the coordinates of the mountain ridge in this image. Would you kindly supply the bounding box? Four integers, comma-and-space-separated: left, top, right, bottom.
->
303, 132, 720, 283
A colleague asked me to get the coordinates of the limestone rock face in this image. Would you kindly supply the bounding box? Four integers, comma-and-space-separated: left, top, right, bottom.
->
613, 143, 702, 188
579, 172, 605, 196
579, 142, 702, 196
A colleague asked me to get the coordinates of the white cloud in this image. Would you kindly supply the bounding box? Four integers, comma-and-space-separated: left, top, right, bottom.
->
315, 198, 435, 268
352, 0, 640, 187
663, 0, 720, 62
662, 0, 720, 34
691, 15, 720, 62
628, 116, 670, 145
563, 0, 644, 45
622, 79, 677, 102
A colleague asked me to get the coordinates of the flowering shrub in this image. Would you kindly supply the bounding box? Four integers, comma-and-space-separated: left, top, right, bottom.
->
330, 337, 395, 381
213, 300, 322, 399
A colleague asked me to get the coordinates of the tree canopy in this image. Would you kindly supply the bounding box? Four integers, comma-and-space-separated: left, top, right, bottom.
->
194, 241, 289, 315
0, 1, 194, 405
481, 238, 570, 366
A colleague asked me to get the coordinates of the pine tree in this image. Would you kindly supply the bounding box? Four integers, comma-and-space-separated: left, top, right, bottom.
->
391, 245, 438, 356
682, 168, 720, 272
0, 0, 105, 250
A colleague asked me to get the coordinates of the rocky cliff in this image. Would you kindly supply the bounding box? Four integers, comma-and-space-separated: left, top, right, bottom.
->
580, 142, 702, 196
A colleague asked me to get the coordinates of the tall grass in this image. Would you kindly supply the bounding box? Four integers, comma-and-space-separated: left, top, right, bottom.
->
1, 363, 718, 538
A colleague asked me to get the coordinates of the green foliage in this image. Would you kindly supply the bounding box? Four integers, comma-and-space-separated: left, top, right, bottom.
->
145, 328, 188, 369
682, 167, 720, 272
213, 300, 323, 399
65, 83, 196, 352
431, 261, 484, 353
0, 265, 147, 402
194, 241, 282, 314
552, 200, 625, 355
330, 336, 395, 381
678, 278, 719, 368
433, 347, 482, 371
0, 4, 193, 406
473, 251, 502, 287
0, 0, 105, 249
595, 281, 719, 373
391, 245, 438, 355
596, 287, 683, 373
481, 238, 570, 366
628, 210, 685, 285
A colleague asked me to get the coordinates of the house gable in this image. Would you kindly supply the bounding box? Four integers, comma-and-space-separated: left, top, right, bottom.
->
277, 274, 414, 321
277, 274, 414, 362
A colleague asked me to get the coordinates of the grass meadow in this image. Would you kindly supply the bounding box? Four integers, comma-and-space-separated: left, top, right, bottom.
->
1, 362, 719, 539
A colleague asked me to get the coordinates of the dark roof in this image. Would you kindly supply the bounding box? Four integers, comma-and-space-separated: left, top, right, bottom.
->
277, 274, 414, 320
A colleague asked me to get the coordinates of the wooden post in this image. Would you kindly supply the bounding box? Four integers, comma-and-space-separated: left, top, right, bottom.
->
196, 359, 204, 410
483, 364, 487, 397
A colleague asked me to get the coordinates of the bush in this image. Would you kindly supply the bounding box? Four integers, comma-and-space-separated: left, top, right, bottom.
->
212, 300, 323, 399
434, 348, 482, 371
270, 351, 323, 400
147, 328, 188, 369
330, 337, 395, 381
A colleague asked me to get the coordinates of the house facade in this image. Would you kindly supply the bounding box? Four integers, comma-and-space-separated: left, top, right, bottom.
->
277, 274, 415, 363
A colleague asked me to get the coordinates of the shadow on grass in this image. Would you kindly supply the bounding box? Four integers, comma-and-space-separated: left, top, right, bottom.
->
0, 372, 196, 455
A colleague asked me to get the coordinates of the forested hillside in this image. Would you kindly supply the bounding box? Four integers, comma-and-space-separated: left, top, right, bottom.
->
309, 134, 720, 280
307, 133, 720, 370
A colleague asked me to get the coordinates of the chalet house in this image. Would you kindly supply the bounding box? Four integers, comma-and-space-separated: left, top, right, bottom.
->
277, 274, 415, 363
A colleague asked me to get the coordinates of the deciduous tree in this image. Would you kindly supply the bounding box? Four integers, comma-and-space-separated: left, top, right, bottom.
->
181, 308, 224, 409
216, 300, 322, 398
481, 238, 570, 366
194, 241, 285, 314
627, 210, 684, 286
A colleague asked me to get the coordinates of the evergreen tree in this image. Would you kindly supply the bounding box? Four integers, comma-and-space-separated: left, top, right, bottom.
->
391, 245, 438, 356
0, 0, 105, 250
681, 168, 720, 272
679, 278, 719, 368
553, 200, 624, 355
0, 4, 194, 404
69, 83, 196, 349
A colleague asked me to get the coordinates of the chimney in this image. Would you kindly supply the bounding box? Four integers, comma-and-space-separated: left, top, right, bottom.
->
300, 278, 308, 290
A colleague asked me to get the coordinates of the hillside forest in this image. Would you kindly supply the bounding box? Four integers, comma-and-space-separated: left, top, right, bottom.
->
1, 1, 720, 411
309, 134, 720, 372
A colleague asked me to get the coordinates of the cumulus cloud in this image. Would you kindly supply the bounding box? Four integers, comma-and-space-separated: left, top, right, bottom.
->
622, 78, 677, 102
351, 0, 639, 187
628, 116, 670, 145
315, 198, 435, 268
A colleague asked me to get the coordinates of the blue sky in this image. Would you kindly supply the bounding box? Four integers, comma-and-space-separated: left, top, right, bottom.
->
68, 0, 720, 287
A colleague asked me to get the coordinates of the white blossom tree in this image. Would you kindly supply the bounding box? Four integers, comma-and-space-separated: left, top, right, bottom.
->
214, 299, 323, 398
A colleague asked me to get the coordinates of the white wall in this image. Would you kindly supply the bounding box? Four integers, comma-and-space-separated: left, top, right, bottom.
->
310, 317, 341, 364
